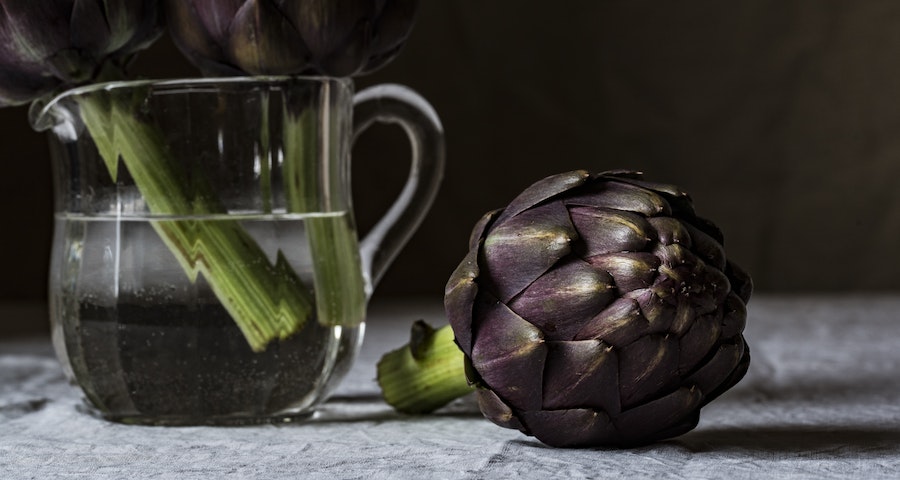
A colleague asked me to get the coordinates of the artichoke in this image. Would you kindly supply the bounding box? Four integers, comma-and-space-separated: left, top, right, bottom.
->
379, 170, 752, 448
165, 0, 419, 77
0, 0, 163, 107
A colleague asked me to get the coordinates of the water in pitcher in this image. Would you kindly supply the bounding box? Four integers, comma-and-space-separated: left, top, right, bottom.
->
49, 212, 363, 424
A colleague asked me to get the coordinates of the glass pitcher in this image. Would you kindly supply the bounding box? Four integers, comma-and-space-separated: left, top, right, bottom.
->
30, 77, 444, 425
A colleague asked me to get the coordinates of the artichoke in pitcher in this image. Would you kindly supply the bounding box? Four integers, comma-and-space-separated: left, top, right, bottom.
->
378, 170, 752, 448
165, 0, 419, 77
0, 0, 163, 106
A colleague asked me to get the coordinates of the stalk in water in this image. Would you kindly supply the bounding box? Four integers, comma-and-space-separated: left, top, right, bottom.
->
282, 99, 366, 328
78, 88, 316, 351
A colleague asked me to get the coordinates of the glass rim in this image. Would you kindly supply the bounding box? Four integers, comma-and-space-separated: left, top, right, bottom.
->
30, 75, 354, 131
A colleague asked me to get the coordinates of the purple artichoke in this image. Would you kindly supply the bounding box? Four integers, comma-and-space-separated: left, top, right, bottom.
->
0, 0, 163, 107
443, 170, 752, 447
165, 0, 419, 77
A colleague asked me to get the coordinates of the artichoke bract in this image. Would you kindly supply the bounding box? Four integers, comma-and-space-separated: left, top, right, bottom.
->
444, 170, 752, 447
0, 0, 163, 107
165, 0, 418, 77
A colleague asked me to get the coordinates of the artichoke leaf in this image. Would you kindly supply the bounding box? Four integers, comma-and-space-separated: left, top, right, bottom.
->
228, 0, 309, 75
444, 247, 480, 356
471, 296, 547, 411
542, 340, 620, 415
569, 206, 653, 257
494, 170, 589, 225
614, 386, 702, 446
362, 0, 418, 72
653, 242, 698, 269
163, 0, 234, 70
726, 260, 753, 304
677, 312, 723, 374
720, 292, 748, 340
468, 209, 500, 250
482, 200, 576, 302
648, 217, 693, 247
519, 408, 616, 448
618, 334, 679, 408
71, 0, 112, 52
607, 176, 692, 204
683, 222, 727, 271
476, 389, 524, 431
574, 297, 648, 347
669, 298, 696, 336
587, 252, 660, 295
631, 288, 675, 333
508, 258, 615, 341
283, 0, 375, 59
700, 342, 750, 406
689, 215, 726, 245
565, 180, 672, 217
685, 342, 743, 397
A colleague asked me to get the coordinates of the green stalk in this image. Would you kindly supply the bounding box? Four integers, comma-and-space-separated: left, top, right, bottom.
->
377, 321, 474, 413
258, 90, 273, 214
282, 103, 366, 328
78, 90, 314, 352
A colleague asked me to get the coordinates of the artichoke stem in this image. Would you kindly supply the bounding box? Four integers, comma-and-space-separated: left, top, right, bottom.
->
377, 321, 474, 414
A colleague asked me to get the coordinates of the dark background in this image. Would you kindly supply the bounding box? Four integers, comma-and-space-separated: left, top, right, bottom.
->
3, 1, 900, 336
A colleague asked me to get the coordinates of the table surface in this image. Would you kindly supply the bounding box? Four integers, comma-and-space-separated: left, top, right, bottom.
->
2, 295, 900, 479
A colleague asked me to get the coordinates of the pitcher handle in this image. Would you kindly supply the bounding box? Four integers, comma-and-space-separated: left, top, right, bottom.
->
353, 84, 445, 297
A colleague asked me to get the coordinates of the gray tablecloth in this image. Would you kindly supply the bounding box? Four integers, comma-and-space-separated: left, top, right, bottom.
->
2, 296, 900, 479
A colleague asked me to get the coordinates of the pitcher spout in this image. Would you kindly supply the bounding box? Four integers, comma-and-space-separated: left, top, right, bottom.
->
28, 80, 146, 140
29, 89, 79, 140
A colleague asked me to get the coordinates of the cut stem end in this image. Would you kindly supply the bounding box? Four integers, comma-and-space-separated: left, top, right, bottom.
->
377, 321, 474, 414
